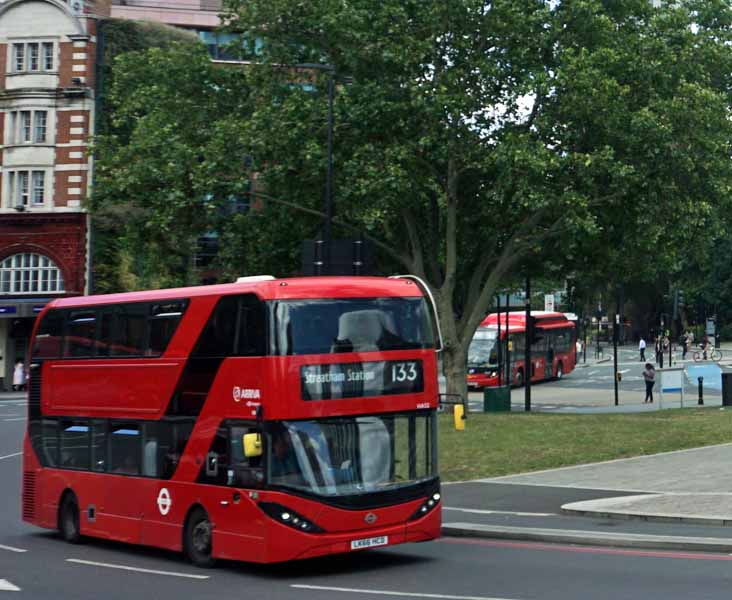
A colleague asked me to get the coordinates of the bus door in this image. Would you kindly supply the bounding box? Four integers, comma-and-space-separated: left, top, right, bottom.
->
543, 330, 556, 380
530, 333, 547, 382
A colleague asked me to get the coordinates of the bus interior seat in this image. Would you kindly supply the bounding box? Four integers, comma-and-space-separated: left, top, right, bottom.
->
335, 310, 384, 352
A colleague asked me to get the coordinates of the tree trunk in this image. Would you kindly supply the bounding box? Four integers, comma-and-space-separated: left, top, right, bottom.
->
442, 339, 468, 402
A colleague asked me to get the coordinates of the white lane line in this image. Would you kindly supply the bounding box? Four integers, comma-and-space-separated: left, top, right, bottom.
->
65, 559, 210, 580
0, 453, 21, 461
0, 579, 21, 592
0, 544, 27, 553
443, 507, 555, 517
291, 585, 521, 600
3, 418, 25, 422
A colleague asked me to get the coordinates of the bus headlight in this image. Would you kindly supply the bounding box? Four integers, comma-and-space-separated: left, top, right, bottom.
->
408, 492, 442, 521
258, 502, 325, 533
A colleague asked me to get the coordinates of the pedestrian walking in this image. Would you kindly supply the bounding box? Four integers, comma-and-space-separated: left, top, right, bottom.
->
654, 337, 661, 364
12, 359, 25, 391
642, 363, 656, 403
639, 337, 646, 361
681, 332, 689, 361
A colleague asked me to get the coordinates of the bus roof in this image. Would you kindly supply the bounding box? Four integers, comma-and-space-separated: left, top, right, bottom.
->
46, 276, 425, 309
480, 311, 574, 331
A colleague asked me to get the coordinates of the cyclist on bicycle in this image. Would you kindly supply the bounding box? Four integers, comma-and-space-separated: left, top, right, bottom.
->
702, 334, 711, 360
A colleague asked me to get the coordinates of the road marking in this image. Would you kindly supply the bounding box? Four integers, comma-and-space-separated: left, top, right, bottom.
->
291, 585, 521, 600
619, 369, 630, 374
441, 537, 732, 562
0, 453, 21, 462
443, 507, 555, 517
65, 559, 210, 580
0, 579, 20, 592
3, 418, 25, 422
0, 544, 27, 553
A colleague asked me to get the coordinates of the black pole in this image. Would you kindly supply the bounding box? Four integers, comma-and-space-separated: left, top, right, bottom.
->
324, 74, 334, 274
506, 302, 511, 385
698, 376, 704, 405
613, 313, 619, 406
525, 277, 531, 412
497, 294, 502, 387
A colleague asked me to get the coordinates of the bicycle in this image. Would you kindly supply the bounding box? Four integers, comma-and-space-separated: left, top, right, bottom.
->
693, 346, 723, 362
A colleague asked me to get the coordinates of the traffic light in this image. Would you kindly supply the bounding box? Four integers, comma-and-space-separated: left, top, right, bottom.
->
528, 316, 544, 346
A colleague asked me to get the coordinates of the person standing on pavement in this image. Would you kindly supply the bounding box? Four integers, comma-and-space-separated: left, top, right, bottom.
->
639, 337, 646, 361
642, 363, 656, 403
681, 332, 689, 360
12, 360, 25, 391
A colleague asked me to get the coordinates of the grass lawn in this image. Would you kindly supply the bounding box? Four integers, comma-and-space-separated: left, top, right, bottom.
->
438, 407, 732, 482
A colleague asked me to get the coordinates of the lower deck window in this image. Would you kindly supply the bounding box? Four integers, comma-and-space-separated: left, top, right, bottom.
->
60, 421, 89, 469
109, 425, 140, 475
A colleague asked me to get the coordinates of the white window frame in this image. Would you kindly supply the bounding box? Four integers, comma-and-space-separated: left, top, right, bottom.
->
8, 41, 57, 74
12, 43, 23, 72
6, 109, 51, 145
33, 111, 47, 143
28, 43, 39, 72
6, 169, 49, 209
31, 171, 45, 205
42, 42, 54, 71
0, 253, 65, 294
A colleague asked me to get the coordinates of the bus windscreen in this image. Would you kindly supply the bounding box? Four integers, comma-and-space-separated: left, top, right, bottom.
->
267, 413, 436, 497
273, 298, 435, 355
467, 328, 499, 366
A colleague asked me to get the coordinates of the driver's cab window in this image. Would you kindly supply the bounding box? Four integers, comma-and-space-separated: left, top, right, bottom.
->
197, 422, 264, 488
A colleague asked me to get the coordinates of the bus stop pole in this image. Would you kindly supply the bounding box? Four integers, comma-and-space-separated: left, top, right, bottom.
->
525, 277, 531, 412
613, 313, 619, 406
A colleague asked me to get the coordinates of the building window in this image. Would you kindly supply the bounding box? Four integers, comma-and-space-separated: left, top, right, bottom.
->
10, 42, 55, 73
34, 112, 46, 143
28, 43, 39, 71
0, 253, 65, 294
7, 169, 47, 208
13, 44, 23, 72
6, 110, 49, 144
42, 43, 54, 71
20, 111, 31, 142
32, 171, 45, 204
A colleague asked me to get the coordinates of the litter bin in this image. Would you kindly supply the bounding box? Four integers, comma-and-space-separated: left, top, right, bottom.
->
483, 386, 511, 412
722, 370, 732, 407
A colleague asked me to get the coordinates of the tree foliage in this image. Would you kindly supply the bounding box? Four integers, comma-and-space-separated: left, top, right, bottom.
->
217, 0, 732, 393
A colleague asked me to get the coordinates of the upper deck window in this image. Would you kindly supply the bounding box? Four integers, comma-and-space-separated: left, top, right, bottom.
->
32, 300, 187, 360
193, 294, 267, 358
272, 298, 435, 356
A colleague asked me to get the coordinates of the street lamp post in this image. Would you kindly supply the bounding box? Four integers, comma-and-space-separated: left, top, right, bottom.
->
296, 63, 336, 275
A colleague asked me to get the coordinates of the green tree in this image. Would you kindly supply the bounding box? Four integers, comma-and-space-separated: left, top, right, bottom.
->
218, 0, 732, 396
92, 41, 257, 291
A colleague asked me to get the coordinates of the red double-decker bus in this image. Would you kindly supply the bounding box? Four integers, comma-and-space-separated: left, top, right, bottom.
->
467, 311, 576, 389
22, 275, 442, 565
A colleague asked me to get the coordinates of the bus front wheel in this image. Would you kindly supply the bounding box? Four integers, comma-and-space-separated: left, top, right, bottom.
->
555, 363, 563, 380
515, 369, 524, 387
184, 507, 215, 568
58, 492, 81, 544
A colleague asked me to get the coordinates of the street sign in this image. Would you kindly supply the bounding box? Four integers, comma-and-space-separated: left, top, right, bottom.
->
544, 294, 555, 312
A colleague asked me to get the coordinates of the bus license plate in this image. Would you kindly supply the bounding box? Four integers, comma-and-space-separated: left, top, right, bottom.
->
350, 536, 388, 550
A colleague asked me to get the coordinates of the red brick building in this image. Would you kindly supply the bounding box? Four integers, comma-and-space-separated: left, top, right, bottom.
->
0, 0, 109, 389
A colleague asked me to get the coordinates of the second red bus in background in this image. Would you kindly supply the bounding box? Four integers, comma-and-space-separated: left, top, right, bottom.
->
467, 311, 577, 389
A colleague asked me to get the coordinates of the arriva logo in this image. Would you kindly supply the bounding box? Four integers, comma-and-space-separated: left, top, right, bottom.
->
233, 386, 261, 402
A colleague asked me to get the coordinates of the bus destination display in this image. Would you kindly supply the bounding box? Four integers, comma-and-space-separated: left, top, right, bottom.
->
301, 360, 424, 400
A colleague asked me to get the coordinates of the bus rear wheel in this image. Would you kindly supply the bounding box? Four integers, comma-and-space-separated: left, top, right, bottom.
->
555, 363, 563, 380
184, 507, 215, 568
515, 369, 524, 387
58, 492, 81, 544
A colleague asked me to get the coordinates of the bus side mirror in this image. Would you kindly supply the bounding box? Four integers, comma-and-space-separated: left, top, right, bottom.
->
243, 433, 262, 458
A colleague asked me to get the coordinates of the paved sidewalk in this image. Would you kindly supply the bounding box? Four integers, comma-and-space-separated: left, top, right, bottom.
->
443, 443, 732, 552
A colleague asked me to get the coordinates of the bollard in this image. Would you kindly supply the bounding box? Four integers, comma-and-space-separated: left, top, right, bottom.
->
453, 404, 466, 431
698, 376, 704, 406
